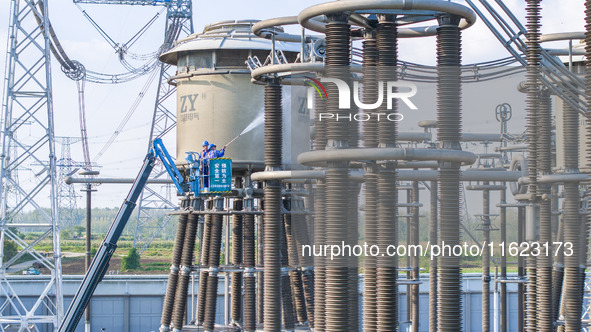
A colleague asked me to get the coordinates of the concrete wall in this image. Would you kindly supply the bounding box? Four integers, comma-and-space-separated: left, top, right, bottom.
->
1, 273, 535, 331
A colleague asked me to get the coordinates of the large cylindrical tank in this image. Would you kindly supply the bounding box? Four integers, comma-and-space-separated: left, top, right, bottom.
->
160, 20, 309, 170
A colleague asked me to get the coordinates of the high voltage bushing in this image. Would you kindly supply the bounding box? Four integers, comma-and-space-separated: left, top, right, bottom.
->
584, 5, 591, 324
160, 211, 189, 332
263, 183, 282, 332
230, 189, 243, 326
363, 164, 378, 332
314, 91, 328, 151
265, 81, 282, 168
243, 205, 256, 331
203, 199, 224, 332
280, 204, 295, 331
362, 26, 379, 332
312, 58, 327, 331
535, 90, 554, 331
524, 1, 541, 330
582, 2, 591, 332
436, 13, 463, 332
291, 269, 308, 324
429, 181, 438, 332
363, 28, 379, 150
300, 267, 315, 327
562, 183, 582, 332
301, 185, 315, 328
552, 207, 564, 325
263, 78, 283, 332
376, 15, 399, 332
348, 181, 360, 332
323, 13, 354, 332
284, 200, 308, 325
313, 180, 326, 331
257, 196, 265, 327
517, 206, 526, 332
525, 0, 541, 199
196, 212, 213, 325
172, 210, 199, 331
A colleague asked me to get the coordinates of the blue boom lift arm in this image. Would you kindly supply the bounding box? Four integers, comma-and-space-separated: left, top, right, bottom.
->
58, 139, 184, 332
152, 138, 187, 195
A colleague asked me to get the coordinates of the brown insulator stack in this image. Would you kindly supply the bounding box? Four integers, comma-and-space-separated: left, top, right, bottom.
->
362, 28, 379, 332
243, 188, 257, 331
523, 2, 542, 329
436, 14, 463, 331
231, 186, 243, 326
375, 15, 399, 332
429, 181, 438, 332
285, 199, 308, 325
263, 79, 283, 332
323, 13, 353, 332
160, 212, 188, 331
280, 200, 295, 331
536, 90, 553, 331
172, 212, 199, 330
203, 200, 224, 332
313, 79, 327, 332
196, 211, 212, 325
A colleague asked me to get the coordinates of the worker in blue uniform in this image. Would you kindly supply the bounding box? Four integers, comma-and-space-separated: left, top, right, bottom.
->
206, 143, 226, 159
200, 140, 211, 189
200, 140, 210, 159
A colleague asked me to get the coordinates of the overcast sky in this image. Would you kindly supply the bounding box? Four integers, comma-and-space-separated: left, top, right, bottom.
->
0, 0, 586, 209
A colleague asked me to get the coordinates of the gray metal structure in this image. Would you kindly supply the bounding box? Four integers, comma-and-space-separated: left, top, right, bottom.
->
3, 0, 591, 331
75, 0, 195, 254
73, 0, 194, 254
0, 1, 63, 331
133, 0, 193, 254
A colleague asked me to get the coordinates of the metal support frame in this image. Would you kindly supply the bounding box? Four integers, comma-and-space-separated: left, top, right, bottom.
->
464, 0, 588, 116
0, 0, 63, 330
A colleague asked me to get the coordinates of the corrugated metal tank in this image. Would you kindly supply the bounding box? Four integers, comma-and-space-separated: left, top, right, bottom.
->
160, 20, 309, 169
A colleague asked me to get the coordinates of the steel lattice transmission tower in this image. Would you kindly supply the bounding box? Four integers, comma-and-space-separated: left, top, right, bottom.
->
72, 1, 193, 253
136, 0, 193, 253
0, 0, 64, 330
56, 137, 84, 230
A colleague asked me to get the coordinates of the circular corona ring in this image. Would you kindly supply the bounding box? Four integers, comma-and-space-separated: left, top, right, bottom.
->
298, 0, 477, 36
250, 62, 363, 82
252, 16, 318, 43
297, 148, 476, 167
